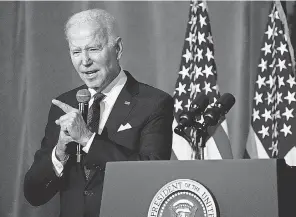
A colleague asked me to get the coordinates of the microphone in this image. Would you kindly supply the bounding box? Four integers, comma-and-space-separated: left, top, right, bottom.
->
174, 93, 209, 138
202, 93, 235, 128
76, 89, 91, 163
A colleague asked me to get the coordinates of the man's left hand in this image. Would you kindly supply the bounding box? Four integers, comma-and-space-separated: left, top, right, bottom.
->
52, 99, 93, 147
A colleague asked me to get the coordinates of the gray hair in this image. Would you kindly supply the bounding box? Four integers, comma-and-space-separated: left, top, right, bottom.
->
65, 9, 119, 46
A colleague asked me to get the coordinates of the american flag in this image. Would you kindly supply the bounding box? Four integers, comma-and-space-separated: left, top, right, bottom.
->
246, 1, 296, 166
172, 0, 233, 160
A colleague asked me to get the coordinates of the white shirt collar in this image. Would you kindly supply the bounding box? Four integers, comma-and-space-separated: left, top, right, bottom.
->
88, 69, 127, 100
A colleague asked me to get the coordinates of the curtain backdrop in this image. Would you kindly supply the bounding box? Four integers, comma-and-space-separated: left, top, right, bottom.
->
0, 1, 295, 217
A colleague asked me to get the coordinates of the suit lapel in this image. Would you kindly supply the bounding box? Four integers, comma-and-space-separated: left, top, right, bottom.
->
104, 71, 139, 138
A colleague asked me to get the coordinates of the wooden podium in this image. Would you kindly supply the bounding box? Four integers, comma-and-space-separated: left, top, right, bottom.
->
99, 159, 296, 217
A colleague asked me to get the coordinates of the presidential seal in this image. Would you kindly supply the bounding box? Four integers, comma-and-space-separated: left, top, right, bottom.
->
147, 179, 219, 217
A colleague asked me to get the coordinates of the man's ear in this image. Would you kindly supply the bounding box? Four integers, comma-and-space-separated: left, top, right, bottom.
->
115, 37, 123, 60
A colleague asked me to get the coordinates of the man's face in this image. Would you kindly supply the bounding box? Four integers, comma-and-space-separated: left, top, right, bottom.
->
67, 23, 120, 91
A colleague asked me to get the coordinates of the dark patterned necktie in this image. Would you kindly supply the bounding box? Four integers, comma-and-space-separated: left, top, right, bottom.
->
84, 92, 105, 181
87, 92, 106, 133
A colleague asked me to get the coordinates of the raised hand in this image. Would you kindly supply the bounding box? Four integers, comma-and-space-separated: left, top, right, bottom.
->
55, 125, 73, 161
52, 99, 93, 153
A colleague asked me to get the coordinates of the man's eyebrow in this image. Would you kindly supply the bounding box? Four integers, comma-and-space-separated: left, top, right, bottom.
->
68, 42, 80, 49
69, 46, 80, 50
69, 42, 103, 50
86, 44, 102, 48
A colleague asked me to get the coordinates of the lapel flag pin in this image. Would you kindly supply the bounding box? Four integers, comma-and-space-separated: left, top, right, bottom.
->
124, 101, 130, 105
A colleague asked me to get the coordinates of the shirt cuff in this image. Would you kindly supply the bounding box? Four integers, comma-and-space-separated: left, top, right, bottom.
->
82, 133, 96, 153
52, 146, 68, 177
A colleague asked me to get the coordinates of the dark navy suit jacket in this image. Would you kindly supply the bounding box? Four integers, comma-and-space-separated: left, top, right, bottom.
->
24, 71, 174, 217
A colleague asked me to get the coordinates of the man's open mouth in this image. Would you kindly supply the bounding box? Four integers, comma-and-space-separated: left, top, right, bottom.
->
83, 71, 97, 78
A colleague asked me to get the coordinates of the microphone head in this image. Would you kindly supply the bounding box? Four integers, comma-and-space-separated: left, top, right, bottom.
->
178, 111, 194, 124
76, 89, 91, 103
174, 125, 185, 137
190, 92, 209, 113
217, 93, 236, 114
203, 93, 235, 127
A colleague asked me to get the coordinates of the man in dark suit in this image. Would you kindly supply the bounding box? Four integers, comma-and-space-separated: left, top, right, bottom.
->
24, 8, 173, 217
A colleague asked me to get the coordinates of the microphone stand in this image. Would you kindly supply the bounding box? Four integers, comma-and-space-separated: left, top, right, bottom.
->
175, 125, 208, 160
192, 122, 209, 160
77, 102, 88, 163
175, 122, 208, 160
77, 103, 84, 163
192, 114, 226, 160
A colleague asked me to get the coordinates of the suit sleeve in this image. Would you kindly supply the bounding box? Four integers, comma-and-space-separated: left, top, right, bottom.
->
24, 104, 65, 206
83, 95, 174, 170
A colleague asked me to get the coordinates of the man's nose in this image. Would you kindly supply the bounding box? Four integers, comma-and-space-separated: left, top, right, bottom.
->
81, 51, 92, 66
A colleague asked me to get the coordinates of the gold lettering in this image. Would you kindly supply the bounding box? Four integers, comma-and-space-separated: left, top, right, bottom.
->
207, 207, 214, 214
203, 196, 211, 206
185, 183, 191, 188
149, 206, 158, 217
191, 184, 200, 192
154, 200, 161, 207
202, 191, 207, 197
171, 182, 180, 191
156, 194, 163, 202
162, 188, 169, 197
177, 182, 182, 189
150, 212, 156, 217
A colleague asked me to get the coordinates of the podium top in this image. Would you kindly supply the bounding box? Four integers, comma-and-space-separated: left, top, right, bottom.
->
100, 159, 296, 217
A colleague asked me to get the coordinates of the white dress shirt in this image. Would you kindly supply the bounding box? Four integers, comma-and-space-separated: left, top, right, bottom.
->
52, 70, 127, 176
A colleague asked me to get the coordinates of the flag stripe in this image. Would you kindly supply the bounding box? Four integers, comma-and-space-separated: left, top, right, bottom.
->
212, 121, 233, 159
243, 149, 250, 159
247, 126, 269, 158
170, 149, 178, 160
